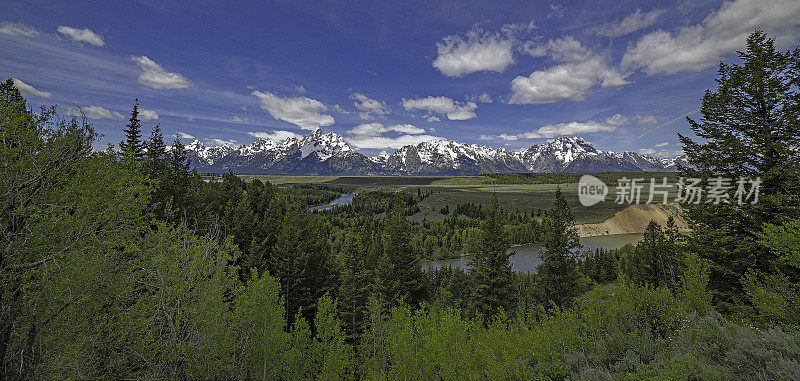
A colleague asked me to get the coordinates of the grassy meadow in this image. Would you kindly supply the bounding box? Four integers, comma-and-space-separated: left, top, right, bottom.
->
242, 173, 682, 224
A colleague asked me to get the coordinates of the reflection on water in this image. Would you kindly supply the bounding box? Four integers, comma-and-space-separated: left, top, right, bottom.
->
310, 194, 354, 211
423, 233, 643, 273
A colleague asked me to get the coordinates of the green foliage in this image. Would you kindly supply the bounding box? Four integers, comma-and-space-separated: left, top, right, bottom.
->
625, 220, 683, 289
742, 220, 800, 325
120, 99, 145, 163
536, 187, 585, 307
680, 252, 713, 315
469, 195, 515, 321
679, 30, 800, 314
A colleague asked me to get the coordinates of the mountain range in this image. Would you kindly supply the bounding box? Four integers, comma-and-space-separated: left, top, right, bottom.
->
185, 128, 688, 175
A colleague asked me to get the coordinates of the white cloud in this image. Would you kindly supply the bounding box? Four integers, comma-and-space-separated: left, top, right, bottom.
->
346, 122, 434, 149
636, 115, 657, 125
548, 4, 566, 18
11, 78, 51, 98
425, 115, 441, 122
248, 130, 303, 142
509, 36, 628, 104
67, 105, 123, 120
57, 26, 104, 47
0, 22, 38, 37
402, 96, 478, 120
639, 148, 656, 155
210, 138, 237, 147
332, 104, 350, 114
605, 113, 658, 126
471, 92, 493, 103
138, 108, 159, 121
351, 92, 390, 120
347, 134, 442, 150
596, 9, 665, 38
178, 132, 195, 140
432, 28, 515, 77
655, 141, 670, 147
483, 121, 616, 140
232, 116, 243, 122
131, 55, 192, 89
622, 0, 800, 75
251, 90, 334, 130
348, 122, 425, 136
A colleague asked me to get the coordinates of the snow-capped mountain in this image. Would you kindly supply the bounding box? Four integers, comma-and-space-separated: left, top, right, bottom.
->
185, 130, 683, 175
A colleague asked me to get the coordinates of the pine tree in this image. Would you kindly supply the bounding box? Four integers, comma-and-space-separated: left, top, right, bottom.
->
170, 138, 190, 174
536, 187, 583, 308
338, 232, 371, 344
120, 99, 145, 162
628, 220, 681, 289
145, 124, 167, 175
377, 202, 426, 307
469, 194, 514, 321
678, 30, 800, 313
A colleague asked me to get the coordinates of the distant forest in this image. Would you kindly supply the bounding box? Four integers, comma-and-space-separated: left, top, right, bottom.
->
1, 30, 799, 379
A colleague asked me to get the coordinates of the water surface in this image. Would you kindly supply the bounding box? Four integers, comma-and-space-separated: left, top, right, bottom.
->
423, 233, 643, 273
310, 193, 354, 211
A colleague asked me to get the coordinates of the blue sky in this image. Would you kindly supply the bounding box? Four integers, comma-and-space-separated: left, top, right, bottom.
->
2, 0, 799, 157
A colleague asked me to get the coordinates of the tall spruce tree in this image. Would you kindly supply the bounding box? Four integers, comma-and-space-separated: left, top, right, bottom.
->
469, 194, 514, 321
377, 202, 426, 307
678, 30, 800, 314
145, 124, 167, 175
536, 188, 583, 308
120, 99, 145, 162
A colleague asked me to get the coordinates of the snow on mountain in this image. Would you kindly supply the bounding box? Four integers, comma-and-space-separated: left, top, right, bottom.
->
185, 129, 683, 175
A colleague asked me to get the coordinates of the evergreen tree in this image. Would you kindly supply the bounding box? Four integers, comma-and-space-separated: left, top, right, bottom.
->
338, 232, 371, 344
145, 124, 167, 175
469, 195, 514, 321
377, 203, 426, 307
678, 30, 800, 313
628, 220, 682, 289
536, 188, 583, 308
170, 138, 191, 174
120, 99, 145, 162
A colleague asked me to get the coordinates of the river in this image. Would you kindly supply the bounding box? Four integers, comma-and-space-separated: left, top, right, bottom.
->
310, 193, 354, 211
422, 233, 643, 273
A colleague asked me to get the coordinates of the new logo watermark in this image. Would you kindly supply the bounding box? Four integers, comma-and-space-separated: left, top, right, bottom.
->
577, 176, 761, 207
578, 175, 608, 206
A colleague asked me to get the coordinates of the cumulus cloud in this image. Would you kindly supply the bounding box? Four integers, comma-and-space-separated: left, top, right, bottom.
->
251, 90, 334, 130
605, 113, 658, 126
57, 25, 104, 47
348, 122, 425, 136
595, 9, 665, 38
622, 0, 800, 75
509, 36, 628, 104
483, 121, 616, 140
432, 28, 515, 77
332, 104, 350, 114
425, 115, 441, 122
346, 122, 435, 149
248, 130, 303, 142
131, 55, 192, 89
138, 108, 159, 121
178, 132, 195, 140
0, 22, 38, 37
11, 78, 51, 98
402, 96, 478, 120
351, 92, 390, 120
67, 105, 123, 120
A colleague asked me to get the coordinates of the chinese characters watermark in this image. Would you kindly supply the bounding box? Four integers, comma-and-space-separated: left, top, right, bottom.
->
578, 175, 761, 207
